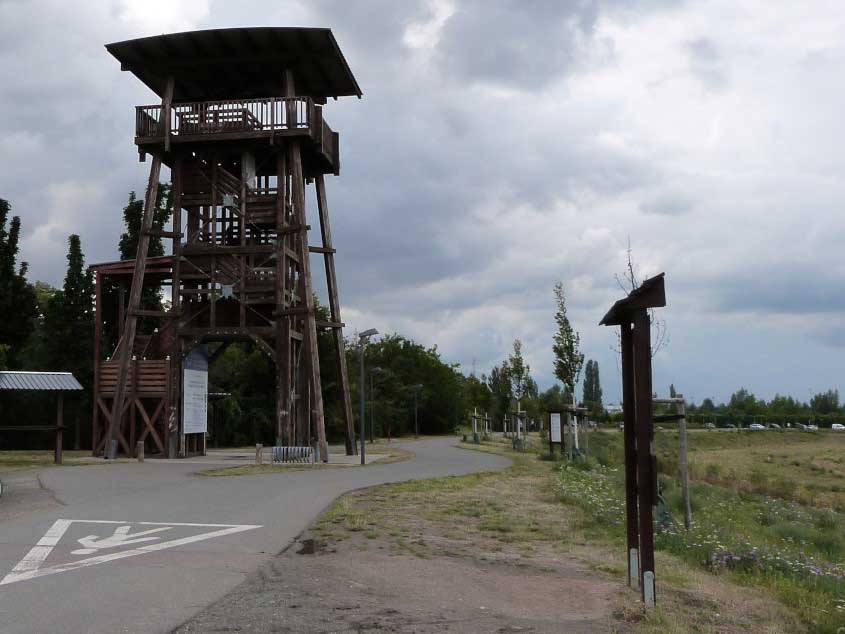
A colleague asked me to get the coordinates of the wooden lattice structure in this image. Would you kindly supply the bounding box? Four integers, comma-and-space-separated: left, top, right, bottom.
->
91, 28, 361, 460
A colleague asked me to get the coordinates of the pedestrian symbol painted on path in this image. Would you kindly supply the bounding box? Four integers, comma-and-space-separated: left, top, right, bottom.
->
0, 519, 261, 586
71, 525, 173, 555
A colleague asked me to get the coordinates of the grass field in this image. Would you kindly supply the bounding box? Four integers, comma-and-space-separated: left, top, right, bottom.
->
556, 428, 845, 632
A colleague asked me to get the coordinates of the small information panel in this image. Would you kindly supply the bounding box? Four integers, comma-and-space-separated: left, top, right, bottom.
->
550, 412, 562, 443
183, 346, 208, 434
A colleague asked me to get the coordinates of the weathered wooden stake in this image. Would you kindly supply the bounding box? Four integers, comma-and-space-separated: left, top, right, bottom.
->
633, 308, 656, 606
137, 441, 145, 463
255, 443, 263, 465
54, 394, 64, 465
621, 322, 640, 589
678, 398, 692, 530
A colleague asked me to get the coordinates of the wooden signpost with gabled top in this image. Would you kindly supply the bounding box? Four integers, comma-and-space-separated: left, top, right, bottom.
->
600, 272, 666, 608
91, 28, 362, 461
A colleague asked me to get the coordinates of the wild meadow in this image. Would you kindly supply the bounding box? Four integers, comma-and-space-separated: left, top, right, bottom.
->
554, 429, 845, 632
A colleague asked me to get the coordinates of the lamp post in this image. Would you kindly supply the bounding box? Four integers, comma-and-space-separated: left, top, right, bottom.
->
358, 329, 378, 465
409, 383, 423, 438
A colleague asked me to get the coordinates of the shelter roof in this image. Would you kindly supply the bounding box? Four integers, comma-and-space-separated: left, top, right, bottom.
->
105, 27, 362, 102
0, 372, 83, 391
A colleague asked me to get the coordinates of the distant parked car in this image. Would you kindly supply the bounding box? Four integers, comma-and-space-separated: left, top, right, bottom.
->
725, 423, 736, 429
749, 423, 766, 430
705, 422, 716, 429
807, 424, 819, 431
618, 422, 625, 430
832, 424, 845, 431
767, 423, 781, 429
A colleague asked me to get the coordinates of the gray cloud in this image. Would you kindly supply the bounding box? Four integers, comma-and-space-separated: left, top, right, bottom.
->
686, 36, 728, 90
3, 0, 845, 406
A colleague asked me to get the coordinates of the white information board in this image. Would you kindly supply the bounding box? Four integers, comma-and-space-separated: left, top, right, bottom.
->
183, 347, 208, 434
550, 412, 562, 443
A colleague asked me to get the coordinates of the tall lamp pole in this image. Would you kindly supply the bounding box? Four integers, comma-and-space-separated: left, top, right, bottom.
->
358, 329, 378, 465
410, 383, 423, 438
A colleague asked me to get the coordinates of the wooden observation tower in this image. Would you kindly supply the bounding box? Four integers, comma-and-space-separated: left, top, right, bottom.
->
91, 28, 361, 460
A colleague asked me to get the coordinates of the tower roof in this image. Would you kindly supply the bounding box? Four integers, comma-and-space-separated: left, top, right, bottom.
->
106, 27, 362, 103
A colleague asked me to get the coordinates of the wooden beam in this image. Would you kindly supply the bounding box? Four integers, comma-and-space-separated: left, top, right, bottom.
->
291, 144, 328, 461
104, 76, 174, 459
315, 174, 355, 456
55, 394, 64, 465
621, 321, 639, 590
275, 149, 291, 447
633, 308, 656, 606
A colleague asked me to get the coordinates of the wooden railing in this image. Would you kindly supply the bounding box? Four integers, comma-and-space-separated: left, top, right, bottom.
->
136, 97, 315, 138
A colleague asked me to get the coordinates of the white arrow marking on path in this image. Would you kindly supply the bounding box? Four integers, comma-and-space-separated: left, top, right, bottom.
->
71, 525, 173, 555
0, 520, 262, 586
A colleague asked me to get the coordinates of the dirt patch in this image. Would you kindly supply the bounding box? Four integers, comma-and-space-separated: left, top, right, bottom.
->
176, 441, 803, 633
176, 535, 620, 633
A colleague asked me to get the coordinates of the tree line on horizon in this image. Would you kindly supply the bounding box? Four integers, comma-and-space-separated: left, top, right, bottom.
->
3, 193, 844, 450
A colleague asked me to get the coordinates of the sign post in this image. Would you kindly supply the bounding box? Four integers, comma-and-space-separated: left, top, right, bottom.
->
548, 410, 564, 457
182, 346, 209, 455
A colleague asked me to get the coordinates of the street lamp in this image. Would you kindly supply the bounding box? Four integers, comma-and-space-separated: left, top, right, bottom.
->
358, 329, 378, 465
409, 383, 423, 438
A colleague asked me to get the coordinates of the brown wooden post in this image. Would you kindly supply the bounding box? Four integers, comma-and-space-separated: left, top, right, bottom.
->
104, 76, 174, 459
54, 394, 64, 465
632, 308, 656, 606
621, 321, 639, 589
315, 175, 356, 456
275, 151, 291, 447
92, 270, 102, 454
290, 140, 328, 462
678, 398, 692, 530
170, 156, 183, 459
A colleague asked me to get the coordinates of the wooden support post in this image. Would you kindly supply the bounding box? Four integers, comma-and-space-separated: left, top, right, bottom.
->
315, 175, 356, 456
104, 77, 173, 459
255, 443, 263, 465
632, 309, 656, 606
290, 140, 328, 462
621, 321, 640, 589
55, 394, 64, 465
137, 441, 144, 463
92, 271, 102, 454
274, 151, 291, 447
170, 156, 183, 459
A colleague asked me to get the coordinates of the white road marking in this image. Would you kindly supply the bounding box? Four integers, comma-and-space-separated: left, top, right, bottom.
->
72, 525, 173, 555
0, 519, 261, 586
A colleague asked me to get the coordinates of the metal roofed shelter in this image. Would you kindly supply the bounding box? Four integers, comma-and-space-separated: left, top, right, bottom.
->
599, 273, 666, 608
0, 371, 84, 464
92, 27, 360, 462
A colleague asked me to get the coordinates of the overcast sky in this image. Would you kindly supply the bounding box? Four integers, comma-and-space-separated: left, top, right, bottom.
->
2, 0, 844, 406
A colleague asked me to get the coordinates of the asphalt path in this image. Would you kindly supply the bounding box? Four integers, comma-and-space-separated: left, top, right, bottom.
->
0, 437, 508, 633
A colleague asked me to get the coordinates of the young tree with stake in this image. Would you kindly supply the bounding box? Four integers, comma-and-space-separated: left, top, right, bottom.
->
552, 282, 583, 405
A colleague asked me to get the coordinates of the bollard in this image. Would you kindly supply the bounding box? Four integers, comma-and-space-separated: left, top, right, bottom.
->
255, 443, 263, 465
136, 441, 144, 463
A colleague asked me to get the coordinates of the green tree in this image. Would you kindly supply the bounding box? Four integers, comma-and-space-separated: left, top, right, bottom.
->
0, 199, 38, 367
103, 186, 173, 354
42, 235, 94, 448
810, 389, 839, 415
552, 281, 583, 405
